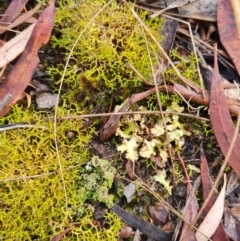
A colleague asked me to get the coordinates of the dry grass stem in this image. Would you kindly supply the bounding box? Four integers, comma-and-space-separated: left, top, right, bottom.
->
46, 111, 209, 121
161, 13, 205, 99
0, 124, 46, 131
122, 0, 201, 93
53, 0, 114, 217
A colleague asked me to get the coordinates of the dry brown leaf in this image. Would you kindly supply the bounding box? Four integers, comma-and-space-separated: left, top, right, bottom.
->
209, 45, 240, 177
195, 175, 226, 241
0, 0, 29, 27
0, 0, 56, 117
148, 204, 168, 226
224, 206, 240, 241
178, 154, 198, 241
0, 4, 41, 35
218, 0, 240, 76
200, 148, 229, 241
0, 23, 35, 68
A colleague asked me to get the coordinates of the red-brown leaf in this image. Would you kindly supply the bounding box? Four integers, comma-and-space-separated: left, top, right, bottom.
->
209, 45, 240, 177
218, 0, 240, 76
0, 0, 55, 117
224, 206, 240, 241
200, 148, 229, 241
178, 154, 198, 241
0, 0, 29, 26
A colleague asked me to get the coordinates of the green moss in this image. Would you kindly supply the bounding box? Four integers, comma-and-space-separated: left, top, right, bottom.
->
164, 48, 200, 86
72, 208, 123, 240
49, 0, 163, 112
0, 105, 98, 240
0, 104, 123, 240
170, 163, 184, 184
145, 91, 183, 110
1, 1, 191, 239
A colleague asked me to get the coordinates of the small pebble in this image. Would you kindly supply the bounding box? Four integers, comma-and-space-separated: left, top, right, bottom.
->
36, 93, 60, 109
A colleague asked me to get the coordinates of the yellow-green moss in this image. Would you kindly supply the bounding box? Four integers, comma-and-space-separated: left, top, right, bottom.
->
71, 208, 123, 240
144, 48, 200, 107
0, 1, 177, 239
49, 0, 163, 112
0, 104, 123, 240
164, 48, 200, 85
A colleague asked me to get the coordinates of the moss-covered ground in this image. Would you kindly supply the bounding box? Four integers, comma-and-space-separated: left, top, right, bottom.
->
0, 0, 203, 240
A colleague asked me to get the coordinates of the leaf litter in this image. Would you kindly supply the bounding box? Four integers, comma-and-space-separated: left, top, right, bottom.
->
209, 45, 240, 177
200, 148, 229, 241
0, 0, 55, 117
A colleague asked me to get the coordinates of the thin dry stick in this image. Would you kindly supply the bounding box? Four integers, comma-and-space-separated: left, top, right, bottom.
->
53, 0, 114, 216
127, 62, 149, 84
177, 27, 231, 62
230, 0, 240, 38
122, 0, 201, 93
161, 13, 206, 99
120, 175, 192, 226
142, 26, 174, 164
174, 88, 201, 111
47, 111, 209, 121
184, 112, 240, 238
0, 164, 85, 182
0, 124, 46, 131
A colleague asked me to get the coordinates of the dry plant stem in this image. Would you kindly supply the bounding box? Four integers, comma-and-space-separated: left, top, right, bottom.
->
135, 3, 215, 22
46, 111, 209, 121
173, 88, 201, 111
121, 175, 191, 226
0, 164, 84, 182
127, 62, 149, 85
143, 27, 174, 175
161, 13, 205, 99
177, 153, 191, 183
0, 124, 45, 131
158, 84, 240, 117
185, 112, 240, 238
230, 0, 240, 38
53, 0, 114, 217
122, 0, 201, 93
177, 27, 232, 62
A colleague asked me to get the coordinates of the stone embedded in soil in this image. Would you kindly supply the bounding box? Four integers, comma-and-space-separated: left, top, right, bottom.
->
123, 183, 136, 203
36, 92, 60, 109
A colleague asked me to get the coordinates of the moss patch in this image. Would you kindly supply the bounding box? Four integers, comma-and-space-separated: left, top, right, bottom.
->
0, 106, 95, 240
0, 0, 167, 239
49, 0, 163, 112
